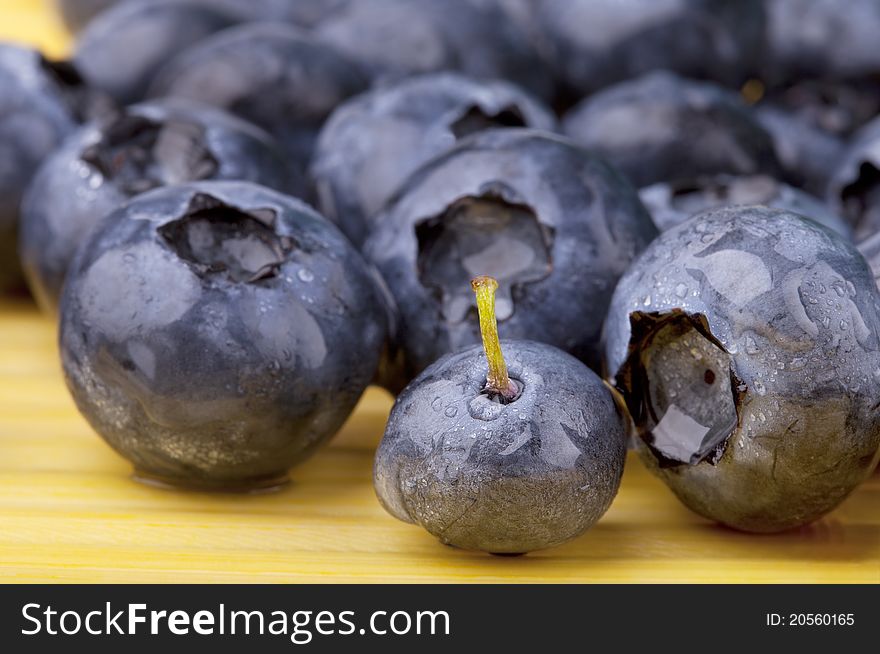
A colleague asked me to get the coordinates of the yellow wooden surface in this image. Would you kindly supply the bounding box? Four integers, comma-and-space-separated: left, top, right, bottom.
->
1, 301, 878, 583
1, 1, 70, 58
0, 1, 878, 583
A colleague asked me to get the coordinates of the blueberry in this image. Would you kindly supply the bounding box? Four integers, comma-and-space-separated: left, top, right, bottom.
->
764, 0, 880, 84
639, 174, 852, 238
535, 0, 764, 97
753, 103, 844, 196
60, 181, 387, 490
365, 128, 658, 387
149, 22, 369, 174
73, 0, 241, 105
0, 44, 103, 293
758, 78, 880, 139
312, 0, 553, 102
311, 72, 557, 246
375, 276, 627, 553
827, 117, 880, 241
563, 72, 781, 188
603, 205, 880, 532
20, 99, 299, 313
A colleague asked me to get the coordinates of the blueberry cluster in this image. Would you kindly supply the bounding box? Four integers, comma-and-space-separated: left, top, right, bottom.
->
1, 0, 878, 552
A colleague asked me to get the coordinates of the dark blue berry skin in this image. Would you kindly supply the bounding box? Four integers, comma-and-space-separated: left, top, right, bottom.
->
753, 80, 880, 205
312, 0, 553, 103
364, 128, 658, 388
857, 232, 880, 292
0, 44, 95, 293
639, 174, 852, 239
20, 99, 298, 314
58, 0, 349, 33
73, 0, 241, 105
827, 116, 880, 242
250, 0, 349, 27
311, 72, 558, 246
563, 72, 781, 188
59, 181, 388, 490
753, 104, 844, 197
759, 79, 880, 140
149, 22, 369, 175
535, 0, 765, 97
374, 340, 628, 554
603, 205, 880, 532
763, 0, 880, 85
57, 0, 118, 32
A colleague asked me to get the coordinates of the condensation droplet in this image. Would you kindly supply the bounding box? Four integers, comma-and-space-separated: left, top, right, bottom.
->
297, 269, 314, 283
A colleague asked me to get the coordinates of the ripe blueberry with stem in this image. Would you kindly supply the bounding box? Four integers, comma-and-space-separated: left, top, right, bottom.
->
374, 275, 628, 554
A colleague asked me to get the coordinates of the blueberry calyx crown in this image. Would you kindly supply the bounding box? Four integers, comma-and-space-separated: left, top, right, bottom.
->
449, 103, 527, 140
81, 113, 218, 196
159, 193, 294, 284
417, 190, 553, 324
615, 309, 744, 467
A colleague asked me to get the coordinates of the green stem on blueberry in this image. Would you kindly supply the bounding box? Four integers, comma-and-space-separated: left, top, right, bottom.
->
471, 275, 518, 401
